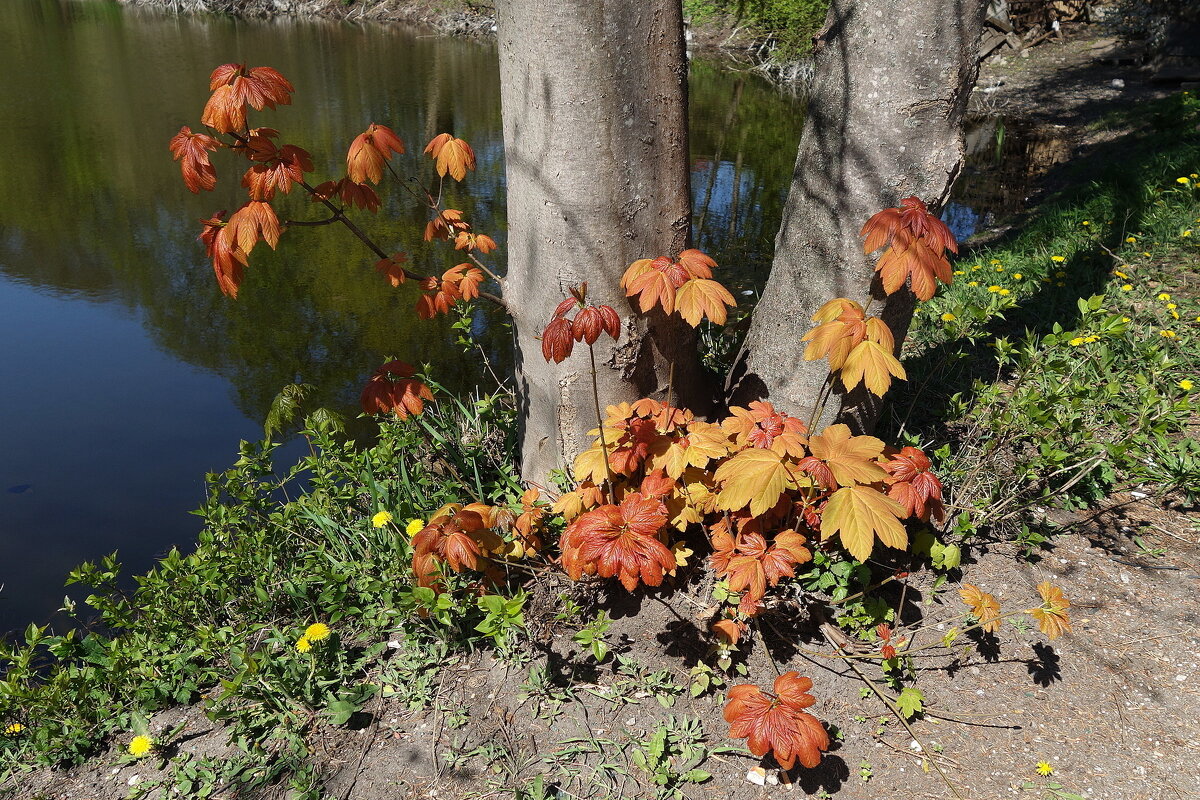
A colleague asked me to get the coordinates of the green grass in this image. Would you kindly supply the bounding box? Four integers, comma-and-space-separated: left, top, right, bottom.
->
685, 0, 829, 60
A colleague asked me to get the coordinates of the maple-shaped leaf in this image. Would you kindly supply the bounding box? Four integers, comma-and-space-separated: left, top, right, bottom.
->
724, 672, 830, 770
959, 583, 1001, 633
715, 448, 797, 517
860, 197, 957, 300
676, 248, 716, 279
510, 487, 547, 556
454, 231, 497, 254
311, 178, 381, 213
443, 264, 485, 301
359, 360, 434, 419
805, 424, 887, 487
839, 339, 906, 397
541, 317, 575, 363
201, 84, 247, 134
773, 530, 813, 565
883, 445, 944, 522
572, 305, 621, 344
722, 401, 808, 452
199, 213, 248, 298
560, 492, 675, 591
424, 133, 477, 181
412, 505, 501, 574
169, 126, 221, 193
821, 485, 907, 562
1029, 581, 1071, 640
722, 532, 806, 605
624, 258, 678, 314
224, 200, 281, 255
209, 64, 294, 110
802, 298, 866, 369
711, 619, 742, 646
346, 123, 405, 184
241, 143, 311, 201
424, 208, 470, 242
676, 278, 736, 327
374, 253, 409, 287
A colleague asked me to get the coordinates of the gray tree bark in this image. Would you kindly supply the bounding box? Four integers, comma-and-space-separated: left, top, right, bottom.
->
496, 0, 709, 482
728, 0, 985, 432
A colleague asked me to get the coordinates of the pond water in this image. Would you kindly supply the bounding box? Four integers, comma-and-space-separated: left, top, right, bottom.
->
0, 0, 806, 633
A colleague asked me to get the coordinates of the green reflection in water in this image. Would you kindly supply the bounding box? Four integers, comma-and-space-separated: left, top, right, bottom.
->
0, 1, 804, 425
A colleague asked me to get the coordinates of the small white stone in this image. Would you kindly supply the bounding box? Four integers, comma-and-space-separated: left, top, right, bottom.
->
746, 767, 767, 786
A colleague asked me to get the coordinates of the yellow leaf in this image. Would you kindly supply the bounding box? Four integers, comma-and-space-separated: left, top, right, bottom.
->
821, 485, 907, 562
840, 340, 906, 397
676, 278, 736, 327
806, 424, 887, 486
714, 448, 797, 517
958, 584, 1001, 633
572, 444, 609, 485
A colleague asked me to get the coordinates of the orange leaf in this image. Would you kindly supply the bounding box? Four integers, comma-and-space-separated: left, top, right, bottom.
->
1030, 581, 1071, 640
168, 126, 221, 193
359, 360, 434, 419
862, 198, 957, 300
724, 672, 829, 770
624, 264, 676, 315
676, 248, 716, 279
676, 278, 736, 326
839, 340, 906, 397
714, 448, 797, 517
802, 299, 866, 369
347, 123, 405, 185
560, 492, 674, 591
374, 253, 409, 287
225, 200, 280, 255
820, 485, 907, 562
424, 133, 477, 182
959, 583, 1002, 633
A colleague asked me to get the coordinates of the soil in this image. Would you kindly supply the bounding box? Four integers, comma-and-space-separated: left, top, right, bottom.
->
10, 20, 1200, 800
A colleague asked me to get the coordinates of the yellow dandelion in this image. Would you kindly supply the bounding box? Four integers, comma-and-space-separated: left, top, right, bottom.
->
1167, 302, 1178, 309
1120, 284, 1133, 292
304, 623, 331, 642
295, 636, 312, 653
988, 285, 1001, 293
1126, 236, 1137, 243
968, 281, 979, 287
3, 723, 24, 736
1192, 173, 1199, 179
1068, 337, 1085, 346
128, 735, 153, 758
1183, 230, 1193, 238
1081, 220, 1090, 226
972, 265, 982, 271
1158, 293, 1171, 301
995, 266, 1005, 271
1036, 761, 1054, 776
1160, 330, 1177, 338
941, 312, 956, 322
1171, 310, 1180, 320
1178, 177, 1191, 185
998, 288, 1011, 296
990, 259, 1002, 265
371, 510, 394, 528
1050, 255, 1065, 263
1143, 251, 1152, 257
1121, 316, 1131, 323
1179, 379, 1194, 391
1114, 270, 1127, 278
406, 518, 425, 536
953, 270, 966, 276
1084, 335, 1099, 343
1012, 273, 1023, 279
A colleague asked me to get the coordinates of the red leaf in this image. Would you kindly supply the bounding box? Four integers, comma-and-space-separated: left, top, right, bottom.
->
724, 672, 829, 770
541, 317, 575, 363
561, 492, 674, 591
374, 253, 409, 287
168, 126, 221, 193
347, 123, 405, 185
360, 360, 434, 419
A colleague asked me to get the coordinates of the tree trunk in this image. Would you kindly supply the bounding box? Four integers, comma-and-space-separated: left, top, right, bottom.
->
728, 0, 985, 431
496, 0, 708, 482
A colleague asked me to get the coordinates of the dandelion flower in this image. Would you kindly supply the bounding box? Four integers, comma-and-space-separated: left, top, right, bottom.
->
990, 259, 1001, 265
1084, 335, 1099, 343
372, 511, 394, 528
1179, 379, 1194, 391
1160, 330, 1177, 338
1114, 271, 1127, 279
1121, 317, 1131, 323
1012, 273, 1023, 279
953, 270, 966, 276
1050, 255, 1065, 263
1120, 284, 1133, 292
1183, 230, 1193, 238
1125, 236, 1137, 243
1036, 761, 1054, 776
128, 735, 153, 758
995, 266, 1005, 271
1068, 337, 1085, 346
1158, 293, 1172, 301
296, 636, 312, 653
406, 518, 425, 536
1178, 177, 1191, 185
988, 285, 1001, 293
941, 312, 956, 322
998, 288, 1011, 296
968, 281, 979, 287
3, 723, 24, 736
304, 623, 331, 642
1171, 310, 1180, 319
1081, 220, 1090, 226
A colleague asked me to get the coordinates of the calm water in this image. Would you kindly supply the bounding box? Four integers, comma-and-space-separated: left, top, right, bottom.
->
0, 0, 806, 632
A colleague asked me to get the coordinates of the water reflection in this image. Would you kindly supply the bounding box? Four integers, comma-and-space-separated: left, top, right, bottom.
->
0, 0, 804, 631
